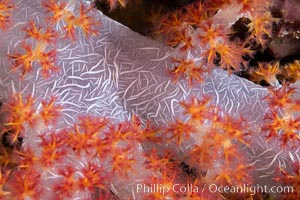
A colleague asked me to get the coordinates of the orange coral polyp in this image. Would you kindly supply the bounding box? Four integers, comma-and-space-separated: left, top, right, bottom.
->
184, 2, 207, 26
78, 162, 106, 191
9, 43, 35, 78
24, 21, 58, 44
42, 0, 67, 23
78, 116, 108, 136
67, 126, 97, 156
16, 147, 38, 169
9, 41, 58, 78
274, 163, 300, 199
198, 21, 225, 47
262, 82, 300, 147
208, 130, 246, 162
77, 4, 100, 36
53, 166, 77, 197
42, 1, 100, 40
106, 0, 127, 10
263, 111, 300, 146
5, 94, 36, 142
143, 148, 169, 172
264, 84, 296, 110
180, 96, 213, 122
9, 169, 42, 200
0, 0, 14, 30
252, 62, 281, 85
171, 58, 209, 86
216, 42, 252, 73
166, 119, 195, 145
216, 116, 250, 141
284, 60, 300, 83
38, 132, 66, 162
247, 11, 278, 49
0, 171, 10, 198
213, 163, 252, 186
111, 148, 136, 177
40, 97, 61, 126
